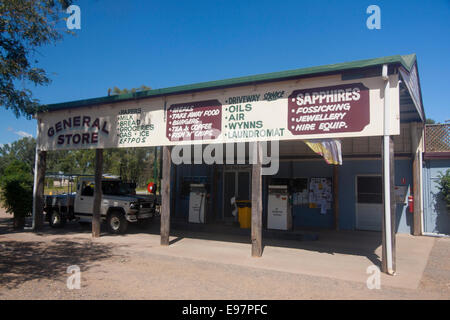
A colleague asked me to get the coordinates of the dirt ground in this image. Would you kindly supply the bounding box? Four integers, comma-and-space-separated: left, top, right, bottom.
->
0, 208, 449, 300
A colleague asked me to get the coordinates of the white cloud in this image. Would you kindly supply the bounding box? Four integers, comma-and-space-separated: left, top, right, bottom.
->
15, 130, 33, 138
6, 127, 33, 138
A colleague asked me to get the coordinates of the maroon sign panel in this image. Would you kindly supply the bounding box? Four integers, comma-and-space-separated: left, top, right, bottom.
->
287, 83, 370, 135
166, 100, 222, 142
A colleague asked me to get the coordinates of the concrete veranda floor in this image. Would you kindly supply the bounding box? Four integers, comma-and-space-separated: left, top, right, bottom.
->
94, 224, 436, 290
0, 209, 449, 299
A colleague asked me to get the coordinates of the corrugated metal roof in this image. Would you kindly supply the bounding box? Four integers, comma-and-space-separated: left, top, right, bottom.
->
41, 53, 417, 112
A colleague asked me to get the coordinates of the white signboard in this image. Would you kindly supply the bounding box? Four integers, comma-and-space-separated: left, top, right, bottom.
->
37, 74, 399, 151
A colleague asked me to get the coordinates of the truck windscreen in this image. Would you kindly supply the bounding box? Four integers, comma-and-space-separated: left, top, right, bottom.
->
102, 181, 135, 196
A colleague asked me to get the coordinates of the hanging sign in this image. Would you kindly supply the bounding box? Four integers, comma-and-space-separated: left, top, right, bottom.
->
37, 74, 399, 151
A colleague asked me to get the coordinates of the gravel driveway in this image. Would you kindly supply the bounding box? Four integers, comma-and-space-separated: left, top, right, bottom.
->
0, 209, 449, 300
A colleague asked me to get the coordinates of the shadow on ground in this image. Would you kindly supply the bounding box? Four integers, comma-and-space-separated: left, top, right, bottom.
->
0, 237, 116, 290
1, 214, 382, 275
0, 216, 107, 237
161, 227, 383, 267
122, 217, 383, 267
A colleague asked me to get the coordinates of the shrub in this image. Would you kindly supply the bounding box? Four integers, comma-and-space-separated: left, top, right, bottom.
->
437, 169, 450, 210
0, 161, 33, 228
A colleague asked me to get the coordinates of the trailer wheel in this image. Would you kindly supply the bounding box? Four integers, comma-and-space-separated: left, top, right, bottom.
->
107, 210, 128, 234
49, 210, 66, 228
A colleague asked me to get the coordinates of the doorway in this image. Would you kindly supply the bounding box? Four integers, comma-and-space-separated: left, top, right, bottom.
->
356, 175, 383, 231
222, 166, 252, 222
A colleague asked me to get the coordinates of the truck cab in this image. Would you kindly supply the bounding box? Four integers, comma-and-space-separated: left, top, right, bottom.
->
74, 177, 155, 233
44, 176, 156, 234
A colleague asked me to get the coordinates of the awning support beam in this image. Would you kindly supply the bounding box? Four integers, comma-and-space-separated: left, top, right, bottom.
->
32, 150, 46, 230
251, 142, 263, 257
381, 64, 396, 275
160, 146, 171, 246
411, 122, 424, 235
92, 148, 103, 238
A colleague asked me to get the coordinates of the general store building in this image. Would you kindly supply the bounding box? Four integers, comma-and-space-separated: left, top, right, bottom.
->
33, 54, 426, 275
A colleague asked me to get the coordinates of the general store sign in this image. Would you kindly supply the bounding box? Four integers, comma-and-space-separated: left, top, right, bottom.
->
37, 74, 399, 151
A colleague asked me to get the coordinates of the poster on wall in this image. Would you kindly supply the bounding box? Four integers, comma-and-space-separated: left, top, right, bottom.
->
309, 178, 332, 214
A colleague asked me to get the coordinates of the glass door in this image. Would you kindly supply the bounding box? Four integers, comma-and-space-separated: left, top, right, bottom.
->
356, 175, 383, 231
222, 166, 252, 221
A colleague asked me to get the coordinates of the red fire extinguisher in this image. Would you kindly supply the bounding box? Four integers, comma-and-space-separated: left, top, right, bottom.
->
408, 195, 414, 213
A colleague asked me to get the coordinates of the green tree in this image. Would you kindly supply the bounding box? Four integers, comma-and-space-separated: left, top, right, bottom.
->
437, 169, 450, 209
46, 149, 75, 174
0, 137, 36, 175
0, 0, 73, 117
71, 149, 95, 175
0, 160, 33, 228
101, 147, 158, 187
1, 140, 160, 191
108, 85, 151, 96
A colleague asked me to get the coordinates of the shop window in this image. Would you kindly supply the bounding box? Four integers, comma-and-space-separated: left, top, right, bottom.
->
357, 176, 382, 204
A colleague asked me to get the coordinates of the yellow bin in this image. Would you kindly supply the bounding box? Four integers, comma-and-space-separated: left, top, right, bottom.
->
236, 200, 251, 229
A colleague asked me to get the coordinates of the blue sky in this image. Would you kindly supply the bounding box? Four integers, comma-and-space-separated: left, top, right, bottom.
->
1, 0, 449, 146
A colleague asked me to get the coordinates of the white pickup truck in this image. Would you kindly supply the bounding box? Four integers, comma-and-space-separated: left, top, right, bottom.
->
44, 176, 156, 234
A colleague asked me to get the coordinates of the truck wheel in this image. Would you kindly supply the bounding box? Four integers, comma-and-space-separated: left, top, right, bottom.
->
49, 210, 66, 228
107, 211, 128, 234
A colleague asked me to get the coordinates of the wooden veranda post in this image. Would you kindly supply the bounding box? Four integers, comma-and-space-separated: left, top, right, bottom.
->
381, 136, 396, 274
92, 148, 103, 238
411, 122, 423, 236
32, 150, 47, 230
380, 64, 396, 275
389, 137, 397, 272
212, 165, 219, 222
160, 146, 171, 246
251, 142, 263, 257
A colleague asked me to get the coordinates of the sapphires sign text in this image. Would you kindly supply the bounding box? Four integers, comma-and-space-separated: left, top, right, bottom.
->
287, 83, 370, 135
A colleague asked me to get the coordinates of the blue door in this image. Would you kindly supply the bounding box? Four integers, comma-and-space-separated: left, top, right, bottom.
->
423, 159, 450, 235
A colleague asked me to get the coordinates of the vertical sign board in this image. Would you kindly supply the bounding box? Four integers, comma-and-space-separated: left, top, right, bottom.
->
37, 74, 400, 151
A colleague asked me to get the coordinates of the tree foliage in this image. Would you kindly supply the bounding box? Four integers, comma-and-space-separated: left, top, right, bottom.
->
108, 85, 151, 96
49, 147, 160, 187
437, 169, 450, 209
0, 0, 72, 117
0, 136, 36, 175
0, 136, 160, 191
103, 148, 159, 186
0, 160, 33, 227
